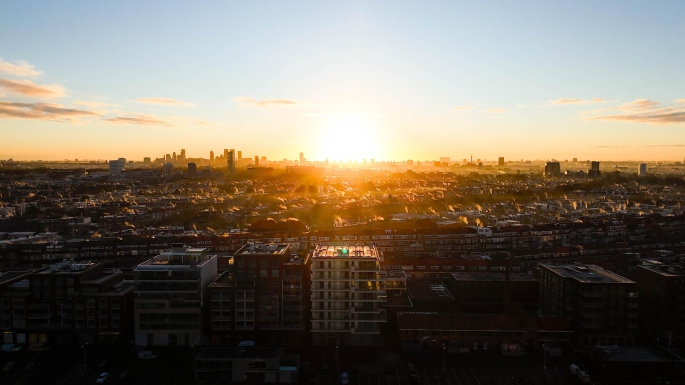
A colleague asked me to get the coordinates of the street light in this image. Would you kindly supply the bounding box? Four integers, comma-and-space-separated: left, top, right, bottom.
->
542, 343, 547, 371
442, 343, 446, 373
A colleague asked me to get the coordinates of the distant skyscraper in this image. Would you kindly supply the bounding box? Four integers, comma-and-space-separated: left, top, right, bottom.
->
254, 156, 259, 166
109, 158, 126, 175
299, 152, 305, 165
407, 160, 414, 167
261, 156, 266, 162
237, 151, 242, 161
188, 162, 197, 177
572, 158, 578, 162
180, 149, 186, 160
638, 163, 647, 177
227, 150, 235, 177
143, 157, 151, 164
498, 157, 505, 166
165, 154, 171, 161
163, 162, 173, 177
588, 161, 601, 177
209, 150, 214, 164
545, 161, 561, 176
223, 149, 229, 159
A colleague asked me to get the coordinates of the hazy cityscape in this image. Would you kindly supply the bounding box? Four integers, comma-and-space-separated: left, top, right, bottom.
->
3, 2, 685, 385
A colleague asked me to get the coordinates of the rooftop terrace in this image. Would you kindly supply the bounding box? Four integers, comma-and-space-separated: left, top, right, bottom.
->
313, 245, 380, 259
545, 264, 634, 284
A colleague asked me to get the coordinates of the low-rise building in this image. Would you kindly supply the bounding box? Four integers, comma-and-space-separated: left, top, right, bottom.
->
194, 347, 299, 384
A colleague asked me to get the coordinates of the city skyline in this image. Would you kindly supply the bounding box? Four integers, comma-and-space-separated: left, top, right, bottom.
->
2, 2, 685, 161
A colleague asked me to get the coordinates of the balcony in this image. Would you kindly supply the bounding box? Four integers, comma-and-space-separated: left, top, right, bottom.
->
582, 292, 603, 298
351, 326, 381, 334
283, 295, 302, 301
351, 306, 382, 313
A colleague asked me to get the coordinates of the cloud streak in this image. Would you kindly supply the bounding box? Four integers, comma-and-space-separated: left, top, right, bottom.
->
0, 101, 100, 122
0, 78, 65, 98
585, 99, 685, 125
550, 98, 608, 105
74, 100, 120, 109
482, 108, 507, 113
0, 58, 41, 78
233, 96, 316, 109
592, 144, 685, 148
104, 113, 213, 128
136, 97, 197, 107
451, 105, 476, 111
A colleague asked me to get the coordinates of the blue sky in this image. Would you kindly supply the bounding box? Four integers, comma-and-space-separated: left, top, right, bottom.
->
1, 1, 685, 161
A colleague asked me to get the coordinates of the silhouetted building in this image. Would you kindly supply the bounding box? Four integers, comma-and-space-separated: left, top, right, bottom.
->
299, 152, 305, 165
194, 347, 300, 384
188, 162, 197, 178
498, 157, 505, 166
589, 161, 601, 177
227, 150, 235, 177
539, 264, 638, 347
208, 244, 309, 346
544, 161, 561, 176
109, 158, 126, 175
209, 150, 214, 164
634, 261, 685, 348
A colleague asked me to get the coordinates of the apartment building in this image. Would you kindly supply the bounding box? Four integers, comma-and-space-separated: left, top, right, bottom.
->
539, 264, 638, 347
311, 245, 387, 346
0, 262, 133, 346
134, 245, 217, 346
208, 243, 310, 346
634, 260, 685, 347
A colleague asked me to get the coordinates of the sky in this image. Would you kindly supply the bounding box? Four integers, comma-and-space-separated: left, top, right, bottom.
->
1, 1, 685, 162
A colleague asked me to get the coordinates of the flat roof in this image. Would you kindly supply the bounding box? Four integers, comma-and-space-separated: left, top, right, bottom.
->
210, 272, 234, 287
450, 273, 538, 282
197, 347, 283, 360
637, 264, 685, 277
313, 245, 380, 259
407, 280, 455, 301
544, 264, 634, 284
235, 243, 289, 256
595, 347, 684, 363
0, 269, 34, 285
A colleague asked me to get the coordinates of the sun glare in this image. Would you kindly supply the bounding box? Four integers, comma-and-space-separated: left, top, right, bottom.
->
316, 114, 381, 162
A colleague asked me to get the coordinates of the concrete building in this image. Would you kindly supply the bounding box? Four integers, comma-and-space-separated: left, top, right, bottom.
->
134, 245, 217, 346
0, 262, 133, 346
163, 162, 173, 177
194, 347, 299, 384
299, 152, 305, 165
310, 245, 387, 346
638, 163, 647, 177
634, 260, 685, 348
208, 243, 310, 346
589, 161, 601, 177
188, 162, 197, 178
544, 161, 561, 176
209, 150, 214, 164
498, 157, 505, 166
108, 158, 126, 175
227, 150, 236, 177
539, 264, 638, 347
446, 272, 539, 313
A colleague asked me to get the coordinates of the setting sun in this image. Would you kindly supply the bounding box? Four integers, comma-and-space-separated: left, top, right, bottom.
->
315, 114, 383, 162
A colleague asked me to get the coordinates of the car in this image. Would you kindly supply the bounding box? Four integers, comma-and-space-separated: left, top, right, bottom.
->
0, 344, 21, 352
341, 372, 349, 385
2, 362, 16, 372
138, 351, 158, 359
96, 372, 109, 383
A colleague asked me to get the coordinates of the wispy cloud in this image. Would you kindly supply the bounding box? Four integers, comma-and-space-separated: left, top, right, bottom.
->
584, 98, 685, 125
104, 113, 213, 128
0, 78, 65, 98
592, 144, 685, 148
0, 101, 100, 123
451, 105, 476, 111
233, 96, 316, 109
0, 58, 41, 78
73, 100, 120, 110
550, 98, 608, 105
482, 108, 507, 113
618, 98, 659, 111
136, 97, 197, 107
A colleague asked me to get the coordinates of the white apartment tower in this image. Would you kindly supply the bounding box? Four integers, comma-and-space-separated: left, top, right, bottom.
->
310, 245, 387, 346
638, 163, 647, 177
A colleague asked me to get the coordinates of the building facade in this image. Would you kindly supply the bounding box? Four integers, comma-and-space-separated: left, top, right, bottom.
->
539, 264, 638, 347
134, 245, 217, 346
311, 245, 387, 346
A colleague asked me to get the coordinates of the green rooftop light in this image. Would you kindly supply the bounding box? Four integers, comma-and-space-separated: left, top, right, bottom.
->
342, 247, 348, 254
